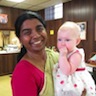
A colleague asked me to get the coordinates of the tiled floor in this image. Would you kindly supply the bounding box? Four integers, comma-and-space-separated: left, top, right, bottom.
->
0, 75, 12, 96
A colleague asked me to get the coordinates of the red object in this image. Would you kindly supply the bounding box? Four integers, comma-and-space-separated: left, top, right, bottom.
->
11, 60, 44, 96
76, 68, 85, 71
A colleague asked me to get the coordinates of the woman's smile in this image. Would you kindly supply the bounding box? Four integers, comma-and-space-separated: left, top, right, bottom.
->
33, 40, 41, 45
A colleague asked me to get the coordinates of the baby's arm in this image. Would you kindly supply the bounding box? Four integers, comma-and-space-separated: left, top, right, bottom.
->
59, 48, 82, 75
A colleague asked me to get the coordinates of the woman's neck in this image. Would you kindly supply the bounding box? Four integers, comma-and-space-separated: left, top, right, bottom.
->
27, 49, 46, 60
23, 49, 47, 72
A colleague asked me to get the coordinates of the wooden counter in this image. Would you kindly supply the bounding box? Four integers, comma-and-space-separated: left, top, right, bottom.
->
86, 63, 96, 68
0, 53, 18, 76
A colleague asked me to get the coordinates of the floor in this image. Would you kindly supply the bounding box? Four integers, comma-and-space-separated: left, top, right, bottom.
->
0, 75, 12, 96
0, 74, 96, 96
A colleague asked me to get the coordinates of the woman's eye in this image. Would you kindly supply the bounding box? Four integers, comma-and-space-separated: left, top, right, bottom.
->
22, 30, 31, 35
36, 25, 45, 32
37, 27, 43, 32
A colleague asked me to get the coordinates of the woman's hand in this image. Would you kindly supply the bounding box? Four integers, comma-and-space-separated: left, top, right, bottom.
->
81, 89, 86, 96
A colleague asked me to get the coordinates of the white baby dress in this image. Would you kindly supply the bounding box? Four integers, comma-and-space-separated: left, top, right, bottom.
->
53, 48, 96, 96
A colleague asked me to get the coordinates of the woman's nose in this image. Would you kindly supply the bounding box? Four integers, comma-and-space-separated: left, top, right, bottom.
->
31, 31, 40, 38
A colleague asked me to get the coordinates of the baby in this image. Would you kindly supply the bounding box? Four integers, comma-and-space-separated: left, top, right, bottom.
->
53, 21, 96, 96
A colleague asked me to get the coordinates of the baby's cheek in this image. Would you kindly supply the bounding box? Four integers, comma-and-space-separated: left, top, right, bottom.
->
57, 45, 62, 51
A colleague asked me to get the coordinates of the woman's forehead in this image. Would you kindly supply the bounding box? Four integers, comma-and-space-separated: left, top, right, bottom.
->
21, 19, 43, 28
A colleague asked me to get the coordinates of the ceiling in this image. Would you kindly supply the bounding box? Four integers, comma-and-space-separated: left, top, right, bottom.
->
0, 0, 71, 11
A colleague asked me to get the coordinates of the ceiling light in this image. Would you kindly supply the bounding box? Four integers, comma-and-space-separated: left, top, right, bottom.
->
6, 0, 25, 3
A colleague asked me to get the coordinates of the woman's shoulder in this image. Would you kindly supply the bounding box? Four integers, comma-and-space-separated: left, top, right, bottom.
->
13, 60, 44, 74
45, 47, 59, 63
45, 47, 59, 56
12, 60, 36, 76
14, 60, 32, 69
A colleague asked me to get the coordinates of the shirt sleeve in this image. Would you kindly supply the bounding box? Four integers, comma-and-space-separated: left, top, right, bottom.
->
11, 63, 38, 96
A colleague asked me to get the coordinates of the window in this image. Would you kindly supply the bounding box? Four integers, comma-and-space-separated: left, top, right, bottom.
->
45, 3, 63, 21
45, 6, 54, 20
54, 3, 63, 19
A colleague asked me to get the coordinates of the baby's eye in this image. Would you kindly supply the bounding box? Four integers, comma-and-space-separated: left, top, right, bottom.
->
57, 38, 62, 41
66, 39, 70, 41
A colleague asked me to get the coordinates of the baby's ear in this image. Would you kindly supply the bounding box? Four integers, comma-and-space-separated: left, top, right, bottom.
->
76, 38, 81, 45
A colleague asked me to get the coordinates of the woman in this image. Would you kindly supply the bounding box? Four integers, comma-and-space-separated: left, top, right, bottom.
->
11, 11, 59, 96
11, 11, 86, 96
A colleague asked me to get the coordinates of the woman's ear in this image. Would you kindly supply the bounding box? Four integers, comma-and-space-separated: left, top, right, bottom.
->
76, 38, 81, 45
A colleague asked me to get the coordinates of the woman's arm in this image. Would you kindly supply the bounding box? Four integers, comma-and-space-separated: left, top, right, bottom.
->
11, 64, 38, 96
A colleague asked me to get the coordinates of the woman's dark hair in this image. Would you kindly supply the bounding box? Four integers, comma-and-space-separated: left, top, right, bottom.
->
15, 11, 46, 62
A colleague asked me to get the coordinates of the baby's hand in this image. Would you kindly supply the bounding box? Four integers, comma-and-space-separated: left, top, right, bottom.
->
59, 47, 68, 56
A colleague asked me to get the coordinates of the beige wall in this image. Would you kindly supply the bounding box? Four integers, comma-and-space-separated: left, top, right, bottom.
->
0, 31, 3, 47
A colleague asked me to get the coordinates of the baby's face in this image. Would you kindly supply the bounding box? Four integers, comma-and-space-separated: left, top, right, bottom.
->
57, 28, 80, 53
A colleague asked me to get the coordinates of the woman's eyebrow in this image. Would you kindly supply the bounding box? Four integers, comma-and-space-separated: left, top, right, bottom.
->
21, 28, 31, 33
36, 24, 44, 28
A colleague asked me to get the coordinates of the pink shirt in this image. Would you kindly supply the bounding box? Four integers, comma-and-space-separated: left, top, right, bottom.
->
11, 60, 44, 96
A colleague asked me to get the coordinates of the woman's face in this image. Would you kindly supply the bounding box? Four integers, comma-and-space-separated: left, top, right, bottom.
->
19, 19, 47, 52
